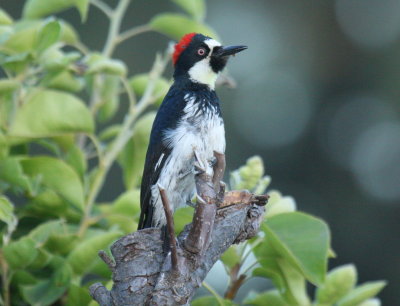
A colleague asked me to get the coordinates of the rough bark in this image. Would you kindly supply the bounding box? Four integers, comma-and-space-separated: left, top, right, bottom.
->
90, 152, 268, 305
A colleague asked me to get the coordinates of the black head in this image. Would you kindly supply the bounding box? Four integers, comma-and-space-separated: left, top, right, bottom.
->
172, 33, 247, 88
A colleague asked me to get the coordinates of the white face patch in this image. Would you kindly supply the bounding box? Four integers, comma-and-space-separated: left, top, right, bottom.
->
188, 38, 222, 89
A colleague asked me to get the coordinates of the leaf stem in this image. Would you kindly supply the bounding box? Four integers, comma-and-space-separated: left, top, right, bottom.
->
90, 0, 113, 18
0, 251, 10, 306
202, 281, 225, 306
241, 261, 259, 276
120, 76, 136, 108
116, 24, 152, 45
102, 0, 131, 57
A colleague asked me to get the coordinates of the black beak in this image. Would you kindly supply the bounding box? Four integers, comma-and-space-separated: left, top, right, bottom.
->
213, 45, 248, 57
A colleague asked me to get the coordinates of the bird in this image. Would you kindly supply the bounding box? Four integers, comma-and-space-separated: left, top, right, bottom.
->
138, 32, 247, 231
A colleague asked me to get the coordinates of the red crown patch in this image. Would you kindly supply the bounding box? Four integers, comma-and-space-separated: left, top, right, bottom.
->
172, 33, 197, 66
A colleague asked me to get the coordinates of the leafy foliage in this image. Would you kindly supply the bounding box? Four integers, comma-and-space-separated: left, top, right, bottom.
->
0, 1, 386, 305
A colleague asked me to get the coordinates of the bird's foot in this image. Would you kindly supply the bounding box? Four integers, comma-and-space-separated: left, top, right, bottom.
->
193, 149, 206, 175
208, 156, 217, 168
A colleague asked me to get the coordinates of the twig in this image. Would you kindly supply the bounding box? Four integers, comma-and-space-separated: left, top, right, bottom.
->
158, 185, 178, 271
224, 273, 247, 300
116, 24, 152, 45
102, 0, 131, 57
98, 250, 116, 270
90, 0, 113, 18
202, 281, 225, 306
120, 76, 137, 108
184, 151, 225, 254
241, 261, 259, 276
212, 151, 225, 190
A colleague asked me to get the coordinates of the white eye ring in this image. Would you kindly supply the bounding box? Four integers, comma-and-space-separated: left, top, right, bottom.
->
197, 48, 206, 56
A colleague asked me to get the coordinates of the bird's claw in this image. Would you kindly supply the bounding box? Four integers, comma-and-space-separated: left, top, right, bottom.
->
193, 163, 206, 175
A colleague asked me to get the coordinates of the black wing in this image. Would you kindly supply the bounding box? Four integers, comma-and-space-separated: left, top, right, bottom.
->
138, 85, 186, 229
138, 140, 171, 229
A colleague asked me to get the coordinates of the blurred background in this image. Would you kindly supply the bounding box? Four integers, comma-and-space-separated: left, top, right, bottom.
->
3, 0, 399, 304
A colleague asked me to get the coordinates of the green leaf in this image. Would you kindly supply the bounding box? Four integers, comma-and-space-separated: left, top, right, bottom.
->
0, 196, 17, 242
254, 175, 271, 195
44, 232, 78, 255
36, 19, 61, 53
46, 70, 84, 92
2, 237, 38, 269
150, 13, 218, 41
252, 257, 286, 292
172, 0, 205, 21
98, 75, 120, 122
0, 133, 7, 158
29, 248, 53, 269
2, 21, 39, 53
118, 112, 156, 189
99, 124, 121, 141
192, 296, 236, 306
0, 52, 33, 73
129, 74, 170, 106
221, 245, 241, 270
24, 190, 72, 219
21, 279, 67, 306
0, 79, 20, 93
20, 156, 85, 210
67, 230, 121, 275
244, 290, 287, 306
2, 20, 78, 55
66, 284, 92, 306
337, 281, 387, 306
86, 54, 127, 76
230, 156, 265, 191
0, 157, 33, 194
99, 189, 141, 232
0, 25, 13, 44
23, 0, 90, 22
10, 89, 94, 138
0, 9, 13, 25
259, 212, 330, 285
266, 193, 297, 218
39, 47, 80, 72
89, 254, 112, 278
64, 144, 87, 178
11, 270, 37, 287
53, 262, 73, 286
173, 206, 194, 235
0, 196, 15, 226
316, 264, 357, 305
109, 189, 141, 216
29, 220, 64, 244
277, 258, 310, 305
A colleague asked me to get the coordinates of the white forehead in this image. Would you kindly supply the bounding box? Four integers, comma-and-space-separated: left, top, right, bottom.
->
204, 38, 222, 50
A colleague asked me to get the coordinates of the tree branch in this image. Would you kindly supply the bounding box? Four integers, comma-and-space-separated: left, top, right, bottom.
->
158, 185, 178, 271
89, 153, 267, 305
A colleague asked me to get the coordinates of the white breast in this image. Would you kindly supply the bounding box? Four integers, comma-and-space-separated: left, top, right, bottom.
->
150, 94, 225, 227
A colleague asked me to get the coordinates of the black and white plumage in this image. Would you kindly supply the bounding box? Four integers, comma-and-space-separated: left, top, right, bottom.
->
138, 33, 247, 229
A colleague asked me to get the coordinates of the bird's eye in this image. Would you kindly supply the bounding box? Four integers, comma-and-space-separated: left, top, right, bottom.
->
197, 48, 206, 56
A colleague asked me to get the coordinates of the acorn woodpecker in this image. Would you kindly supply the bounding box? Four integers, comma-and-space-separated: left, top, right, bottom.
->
138, 33, 247, 230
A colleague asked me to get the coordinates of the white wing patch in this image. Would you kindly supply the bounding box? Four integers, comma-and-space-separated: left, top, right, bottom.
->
154, 153, 165, 171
